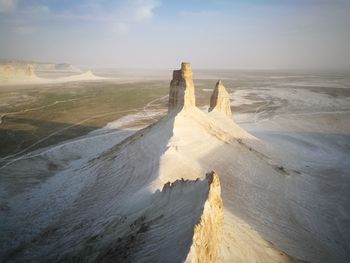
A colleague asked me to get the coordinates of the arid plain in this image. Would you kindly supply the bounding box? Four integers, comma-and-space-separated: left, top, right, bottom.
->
0, 64, 350, 262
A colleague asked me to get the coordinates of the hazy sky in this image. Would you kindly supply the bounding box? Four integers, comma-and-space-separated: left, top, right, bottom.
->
0, 0, 350, 70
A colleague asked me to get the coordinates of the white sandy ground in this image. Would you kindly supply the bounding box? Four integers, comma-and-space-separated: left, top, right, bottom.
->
0, 85, 349, 262
0, 105, 294, 263
231, 86, 350, 262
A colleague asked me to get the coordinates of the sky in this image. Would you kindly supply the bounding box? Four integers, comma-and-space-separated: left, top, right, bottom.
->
0, 0, 350, 70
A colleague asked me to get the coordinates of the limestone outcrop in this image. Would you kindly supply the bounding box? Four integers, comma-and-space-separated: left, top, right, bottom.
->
209, 80, 232, 116
25, 65, 35, 77
0, 64, 39, 83
185, 171, 224, 263
168, 62, 196, 112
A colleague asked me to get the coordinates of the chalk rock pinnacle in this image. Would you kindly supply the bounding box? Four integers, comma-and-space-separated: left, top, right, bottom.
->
168, 62, 196, 112
209, 80, 232, 116
25, 65, 35, 77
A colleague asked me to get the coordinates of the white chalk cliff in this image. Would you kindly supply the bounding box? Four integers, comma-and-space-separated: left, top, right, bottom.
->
185, 172, 224, 263
0, 64, 41, 84
168, 62, 196, 112
1, 63, 315, 263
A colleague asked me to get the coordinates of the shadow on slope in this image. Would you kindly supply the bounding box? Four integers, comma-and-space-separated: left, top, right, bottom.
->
0, 116, 132, 199
0, 116, 105, 158
0, 113, 179, 262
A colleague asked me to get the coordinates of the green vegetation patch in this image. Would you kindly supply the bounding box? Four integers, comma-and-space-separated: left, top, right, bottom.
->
0, 80, 169, 158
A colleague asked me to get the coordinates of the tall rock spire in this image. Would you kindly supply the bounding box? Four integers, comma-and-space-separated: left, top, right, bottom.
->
168, 62, 196, 112
209, 80, 232, 116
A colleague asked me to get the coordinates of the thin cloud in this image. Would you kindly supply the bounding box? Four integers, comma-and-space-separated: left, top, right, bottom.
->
111, 22, 129, 35
13, 25, 36, 34
131, 0, 160, 21
0, 0, 17, 12
2, 0, 160, 33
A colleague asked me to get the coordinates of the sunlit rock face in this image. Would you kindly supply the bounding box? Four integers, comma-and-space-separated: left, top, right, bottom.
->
0, 64, 40, 85
168, 62, 196, 112
0, 64, 36, 78
209, 80, 232, 116
185, 171, 224, 263
25, 65, 35, 77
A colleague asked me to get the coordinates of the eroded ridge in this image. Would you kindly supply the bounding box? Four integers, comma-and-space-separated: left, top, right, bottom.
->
185, 171, 224, 263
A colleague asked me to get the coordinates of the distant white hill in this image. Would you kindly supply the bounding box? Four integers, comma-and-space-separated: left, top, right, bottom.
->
0, 64, 104, 86
55, 70, 104, 82
0, 59, 81, 73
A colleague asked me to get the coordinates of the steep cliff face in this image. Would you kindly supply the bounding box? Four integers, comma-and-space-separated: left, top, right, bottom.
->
168, 62, 196, 112
2, 168, 224, 263
25, 65, 35, 77
0, 64, 38, 79
185, 172, 224, 263
209, 80, 232, 116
